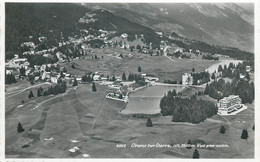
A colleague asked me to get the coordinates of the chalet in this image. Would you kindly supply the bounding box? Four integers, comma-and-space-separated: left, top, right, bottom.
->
40, 65, 46, 71
246, 66, 251, 72
65, 73, 71, 79
50, 75, 58, 83
93, 75, 101, 81
145, 76, 159, 82
116, 77, 122, 82
182, 73, 193, 85
156, 31, 163, 36
21, 41, 35, 49
76, 77, 82, 84
41, 72, 51, 80
34, 76, 40, 81
34, 65, 41, 71
39, 36, 47, 42
101, 77, 107, 81
121, 33, 128, 39
43, 53, 53, 58
6, 69, 13, 75
240, 74, 245, 79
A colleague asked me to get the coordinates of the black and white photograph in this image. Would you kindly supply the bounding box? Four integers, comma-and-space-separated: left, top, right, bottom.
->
3, 1, 259, 159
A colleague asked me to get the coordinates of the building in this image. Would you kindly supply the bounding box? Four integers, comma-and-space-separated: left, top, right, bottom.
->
121, 33, 128, 39
93, 75, 101, 81
182, 73, 193, 85
76, 77, 82, 84
218, 95, 242, 114
246, 66, 251, 72
145, 76, 159, 82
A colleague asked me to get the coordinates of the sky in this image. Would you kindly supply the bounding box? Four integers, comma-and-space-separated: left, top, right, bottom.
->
236, 3, 254, 13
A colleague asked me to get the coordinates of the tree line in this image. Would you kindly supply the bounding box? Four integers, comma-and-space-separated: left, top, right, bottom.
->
160, 89, 218, 124
28, 82, 67, 99
127, 73, 146, 86
204, 78, 254, 104
5, 73, 17, 84
191, 71, 210, 85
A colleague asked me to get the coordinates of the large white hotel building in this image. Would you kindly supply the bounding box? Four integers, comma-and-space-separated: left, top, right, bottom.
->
218, 95, 242, 114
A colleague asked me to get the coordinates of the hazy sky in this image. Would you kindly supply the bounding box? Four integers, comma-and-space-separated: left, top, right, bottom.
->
236, 3, 254, 13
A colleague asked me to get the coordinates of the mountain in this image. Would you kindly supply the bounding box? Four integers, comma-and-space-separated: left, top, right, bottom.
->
5, 3, 89, 57
84, 3, 254, 52
5, 3, 162, 56
5, 3, 253, 61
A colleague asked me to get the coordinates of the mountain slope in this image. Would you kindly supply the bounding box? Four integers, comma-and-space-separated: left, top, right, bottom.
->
86, 3, 254, 52
5, 3, 88, 55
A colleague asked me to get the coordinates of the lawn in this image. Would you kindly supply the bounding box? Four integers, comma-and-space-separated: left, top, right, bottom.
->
60, 46, 218, 82
6, 81, 255, 158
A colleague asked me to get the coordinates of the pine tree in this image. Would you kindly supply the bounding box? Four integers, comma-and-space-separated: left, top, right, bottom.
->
20, 67, 26, 76
204, 84, 209, 95
146, 118, 153, 127
252, 124, 255, 131
192, 149, 200, 159
218, 65, 223, 72
192, 67, 195, 72
112, 75, 116, 81
186, 140, 192, 149
71, 64, 75, 69
37, 89, 42, 97
122, 72, 126, 81
43, 90, 48, 96
241, 129, 249, 139
245, 73, 250, 80
92, 82, 97, 92
17, 122, 25, 133
28, 90, 34, 98
219, 125, 226, 134
138, 66, 142, 72
211, 73, 216, 80
48, 86, 54, 95
118, 94, 123, 99
53, 85, 61, 95
73, 78, 78, 86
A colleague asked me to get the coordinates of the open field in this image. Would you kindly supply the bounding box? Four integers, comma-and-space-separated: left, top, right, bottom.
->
205, 60, 243, 74
6, 81, 254, 158
60, 47, 218, 82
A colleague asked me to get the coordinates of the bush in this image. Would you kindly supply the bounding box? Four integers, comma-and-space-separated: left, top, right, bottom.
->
72, 78, 78, 86
28, 90, 34, 98
219, 125, 226, 134
192, 149, 200, 159
5, 73, 17, 84
146, 118, 153, 127
138, 66, 142, 72
186, 140, 192, 149
17, 122, 25, 133
92, 82, 97, 92
241, 129, 248, 139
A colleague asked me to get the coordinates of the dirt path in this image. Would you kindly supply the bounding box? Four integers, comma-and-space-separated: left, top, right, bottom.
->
92, 97, 106, 129
6, 82, 51, 99
29, 87, 74, 111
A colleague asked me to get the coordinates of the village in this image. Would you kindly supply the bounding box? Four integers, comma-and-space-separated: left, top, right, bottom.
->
4, 3, 255, 159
